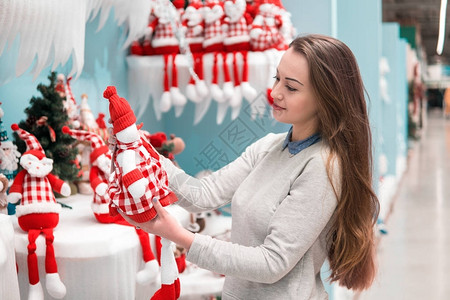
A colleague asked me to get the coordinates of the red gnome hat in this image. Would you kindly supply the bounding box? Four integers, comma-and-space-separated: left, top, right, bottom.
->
103, 86, 137, 134
62, 126, 110, 163
11, 124, 46, 160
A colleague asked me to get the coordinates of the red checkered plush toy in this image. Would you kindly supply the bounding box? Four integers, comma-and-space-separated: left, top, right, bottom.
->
249, 0, 287, 51
61, 126, 160, 285
223, 0, 257, 107
61, 126, 114, 223
203, 0, 234, 104
8, 124, 71, 300
103, 86, 178, 222
147, 0, 187, 113
103, 86, 181, 298
182, 0, 209, 104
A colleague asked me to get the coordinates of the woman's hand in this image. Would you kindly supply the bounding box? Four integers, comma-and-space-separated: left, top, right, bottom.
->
118, 198, 195, 251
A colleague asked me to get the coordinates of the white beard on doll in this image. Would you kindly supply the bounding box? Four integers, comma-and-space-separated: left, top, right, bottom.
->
20, 154, 53, 178
0, 142, 20, 171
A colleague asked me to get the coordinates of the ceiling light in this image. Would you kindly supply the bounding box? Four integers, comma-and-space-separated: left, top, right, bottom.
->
436, 0, 448, 55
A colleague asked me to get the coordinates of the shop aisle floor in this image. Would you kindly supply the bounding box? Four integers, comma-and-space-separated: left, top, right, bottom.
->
360, 109, 450, 300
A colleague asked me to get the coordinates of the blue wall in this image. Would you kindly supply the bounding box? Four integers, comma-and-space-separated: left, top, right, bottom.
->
381, 23, 408, 177
335, 0, 383, 189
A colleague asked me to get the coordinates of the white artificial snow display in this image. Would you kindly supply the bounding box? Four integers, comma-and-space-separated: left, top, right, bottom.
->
0, 0, 151, 82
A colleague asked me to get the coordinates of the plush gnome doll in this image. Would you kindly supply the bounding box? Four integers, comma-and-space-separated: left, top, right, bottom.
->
103, 86, 178, 221
147, 0, 187, 112
103, 86, 181, 298
203, 0, 235, 104
7, 124, 71, 300
61, 126, 112, 223
61, 126, 160, 285
182, 0, 209, 104
223, 0, 258, 107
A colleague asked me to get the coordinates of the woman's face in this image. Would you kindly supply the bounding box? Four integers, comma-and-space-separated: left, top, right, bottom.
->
270, 48, 319, 140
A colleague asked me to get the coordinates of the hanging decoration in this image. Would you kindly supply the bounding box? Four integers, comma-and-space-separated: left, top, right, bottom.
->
127, 0, 290, 125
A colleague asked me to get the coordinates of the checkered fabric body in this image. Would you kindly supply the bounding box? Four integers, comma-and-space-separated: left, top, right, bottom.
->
186, 24, 204, 40
250, 20, 283, 51
21, 174, 57, 205
153, 21, 176, 41
108, 139, 170, 217
204, 20, 224, 44
8, 170, 63, 210
226, 17, 249, 39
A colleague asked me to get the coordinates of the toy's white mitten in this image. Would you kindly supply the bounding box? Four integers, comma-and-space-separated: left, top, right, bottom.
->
7, 192, 21, 204
60, 183, 71, 197
95, 182, 108, 197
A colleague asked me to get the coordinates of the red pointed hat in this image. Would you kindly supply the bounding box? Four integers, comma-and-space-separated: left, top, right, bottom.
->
11, 124, 46, 160
62, 126, 110, 163
103, 86, 137, 134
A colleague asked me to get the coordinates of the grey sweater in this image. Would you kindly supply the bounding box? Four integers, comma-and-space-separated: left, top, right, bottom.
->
161, 133, 339, 299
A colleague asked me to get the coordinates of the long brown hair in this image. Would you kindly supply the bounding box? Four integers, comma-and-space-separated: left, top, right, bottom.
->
290, 34, 380, 290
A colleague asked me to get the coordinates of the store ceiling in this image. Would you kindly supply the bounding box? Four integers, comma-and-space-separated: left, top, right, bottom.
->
383, 0, 450, 64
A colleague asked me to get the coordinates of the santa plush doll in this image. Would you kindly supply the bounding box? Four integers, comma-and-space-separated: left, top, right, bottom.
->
103, 86, 181, 298
7, 124, 71, 300
182, 0, 209, 104
223, 0, 258, 107
203, 0, 235, 104
249, 0, 286, 51
61, 126, 160, 285
147, 0, 186, 113
61, 126, 112, 223
249, 0, 287, 105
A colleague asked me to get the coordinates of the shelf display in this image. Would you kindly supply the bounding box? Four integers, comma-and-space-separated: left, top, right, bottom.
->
12, 194, 230, 300
127, 50, 284, 124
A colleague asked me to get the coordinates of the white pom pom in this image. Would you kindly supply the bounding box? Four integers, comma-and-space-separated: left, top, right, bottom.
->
210, 84, 225, 103
229, 86, 242, 108
222, 81, 234, 101
160, 91, 172, 113
186, 83, 201, 103
46, 273, 66, 299
170, 87, 187, 106
195, 80, 209, 99
136, 259, 159, 285
241, 82, 258, 103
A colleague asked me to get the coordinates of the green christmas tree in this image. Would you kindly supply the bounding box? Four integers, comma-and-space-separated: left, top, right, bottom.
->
14, 72, 80, 182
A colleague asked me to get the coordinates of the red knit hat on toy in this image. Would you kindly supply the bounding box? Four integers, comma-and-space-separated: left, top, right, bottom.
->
11, 123, 46, 160
103, 86, 137, 134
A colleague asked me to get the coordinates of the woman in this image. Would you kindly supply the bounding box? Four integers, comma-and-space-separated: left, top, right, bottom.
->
120, 34, 379, 299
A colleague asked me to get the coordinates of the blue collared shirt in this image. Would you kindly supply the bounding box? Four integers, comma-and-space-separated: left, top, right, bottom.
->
282, 127, 321, 156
